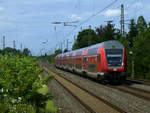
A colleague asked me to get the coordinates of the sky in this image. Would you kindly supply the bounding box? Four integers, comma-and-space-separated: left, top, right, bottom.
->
0, 0, 149, 55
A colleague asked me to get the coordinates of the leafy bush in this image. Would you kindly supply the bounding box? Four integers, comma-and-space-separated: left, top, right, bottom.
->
0, 56, 57, 112
43, 74, 54, 84
45, 100, 57, 113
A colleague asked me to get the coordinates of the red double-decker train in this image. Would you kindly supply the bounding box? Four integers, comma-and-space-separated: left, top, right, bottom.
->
54, 40, 127, 83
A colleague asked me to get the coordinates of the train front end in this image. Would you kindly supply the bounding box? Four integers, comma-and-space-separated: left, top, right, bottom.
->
103, 41, 126, 82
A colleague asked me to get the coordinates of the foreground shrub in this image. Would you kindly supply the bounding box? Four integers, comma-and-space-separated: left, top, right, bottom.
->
0, 56, 56, 112
43, 74, 54, 84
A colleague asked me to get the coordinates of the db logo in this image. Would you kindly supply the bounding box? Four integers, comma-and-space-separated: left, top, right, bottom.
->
113, 69, 117, 71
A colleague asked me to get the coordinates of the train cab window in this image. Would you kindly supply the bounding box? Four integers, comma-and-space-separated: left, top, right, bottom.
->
105, 49, 123, 67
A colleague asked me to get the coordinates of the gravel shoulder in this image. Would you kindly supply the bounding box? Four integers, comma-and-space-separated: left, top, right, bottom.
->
50, 67, 150, 113
47, 79, 90, 113
130, 84, 150, 92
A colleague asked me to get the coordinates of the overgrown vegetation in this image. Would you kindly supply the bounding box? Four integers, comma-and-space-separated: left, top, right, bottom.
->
0, 47, 31, 56
0, 49, 57, 112
72, 29, 100, 50
133, 28, 150, 79
39, 49, 62, 63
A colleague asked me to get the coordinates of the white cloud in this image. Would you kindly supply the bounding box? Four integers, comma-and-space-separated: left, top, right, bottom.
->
104, 9, 120, 17
68, 14, 82, 20
133, 2, 143, 8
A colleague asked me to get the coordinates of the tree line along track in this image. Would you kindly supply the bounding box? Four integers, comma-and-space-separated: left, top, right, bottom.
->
43, 66, 126, 113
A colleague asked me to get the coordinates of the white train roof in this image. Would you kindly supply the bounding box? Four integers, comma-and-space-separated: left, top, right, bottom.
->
56, 40, 124, 58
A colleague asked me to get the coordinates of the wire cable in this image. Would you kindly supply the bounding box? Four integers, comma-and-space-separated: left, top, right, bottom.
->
65, 0, 119, 38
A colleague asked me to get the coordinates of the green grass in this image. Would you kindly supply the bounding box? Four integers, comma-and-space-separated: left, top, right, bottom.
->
43, 74, 54, 83
37, 84, 49, 96
45, 100, 57, 113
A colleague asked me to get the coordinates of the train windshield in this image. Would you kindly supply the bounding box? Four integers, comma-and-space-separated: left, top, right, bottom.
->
105, 49, 123, 67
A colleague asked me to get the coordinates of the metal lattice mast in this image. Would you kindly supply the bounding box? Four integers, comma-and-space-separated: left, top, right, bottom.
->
21, 43, 22, 51
66, 39, 69, 51
3, 36, 5, 50
121, 4, 124, 37
13, 40, 16, 49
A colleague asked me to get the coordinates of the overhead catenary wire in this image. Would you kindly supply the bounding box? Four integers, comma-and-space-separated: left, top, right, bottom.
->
64, 0, 119, 39
78, 0, 119, 27
109, 0, 145, 24
51, 0, 119, 52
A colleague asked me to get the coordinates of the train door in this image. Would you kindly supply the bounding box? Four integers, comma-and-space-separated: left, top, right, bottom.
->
82, 56, 87, 71
97, 54, 101, 72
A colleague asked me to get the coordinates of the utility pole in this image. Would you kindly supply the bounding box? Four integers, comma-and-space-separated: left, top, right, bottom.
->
89, 25, 91, 29
66, 39, 72, 51
81, 26, 82, 31
13, 40, 16, 49
21, 43, 22, 51
3, 36, 5, 50
121, 4, 125, 37
66, 39, 69, 51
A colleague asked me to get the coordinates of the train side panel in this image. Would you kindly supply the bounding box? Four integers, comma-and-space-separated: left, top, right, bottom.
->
54, 40, 127, 82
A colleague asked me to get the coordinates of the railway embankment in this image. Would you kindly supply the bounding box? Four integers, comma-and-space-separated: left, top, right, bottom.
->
42, 63, 150, 113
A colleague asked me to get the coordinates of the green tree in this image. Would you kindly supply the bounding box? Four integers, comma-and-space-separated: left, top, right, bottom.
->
55, 49, 62, 54
72, 29, 100, 50
23, 48, 31, 56
0, 47, 32, 57
64, 49, 68, 53
0, 47, 22, 56
136, 16, 147, 34
128, 19, 138, 38
133, 28, 150, 79
95, 25, 105, 42
101, 23, 115, 41
148, 22, 150, 28
127, 19, 138, 48
46, 49, 62, 63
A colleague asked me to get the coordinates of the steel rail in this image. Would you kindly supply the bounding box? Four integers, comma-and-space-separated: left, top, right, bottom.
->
43, 66, 126, 113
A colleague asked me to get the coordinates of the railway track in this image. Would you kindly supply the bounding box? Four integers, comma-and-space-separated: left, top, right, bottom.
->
43, 64, 150, 103
108, 85, 150, 102
43, 66, 126, 113
127, 77, 150, 86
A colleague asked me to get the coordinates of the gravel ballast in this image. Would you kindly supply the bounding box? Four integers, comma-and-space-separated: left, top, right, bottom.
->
48, 79, 90, 113
130, 84, 150, 92
51, 67, 150, 113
